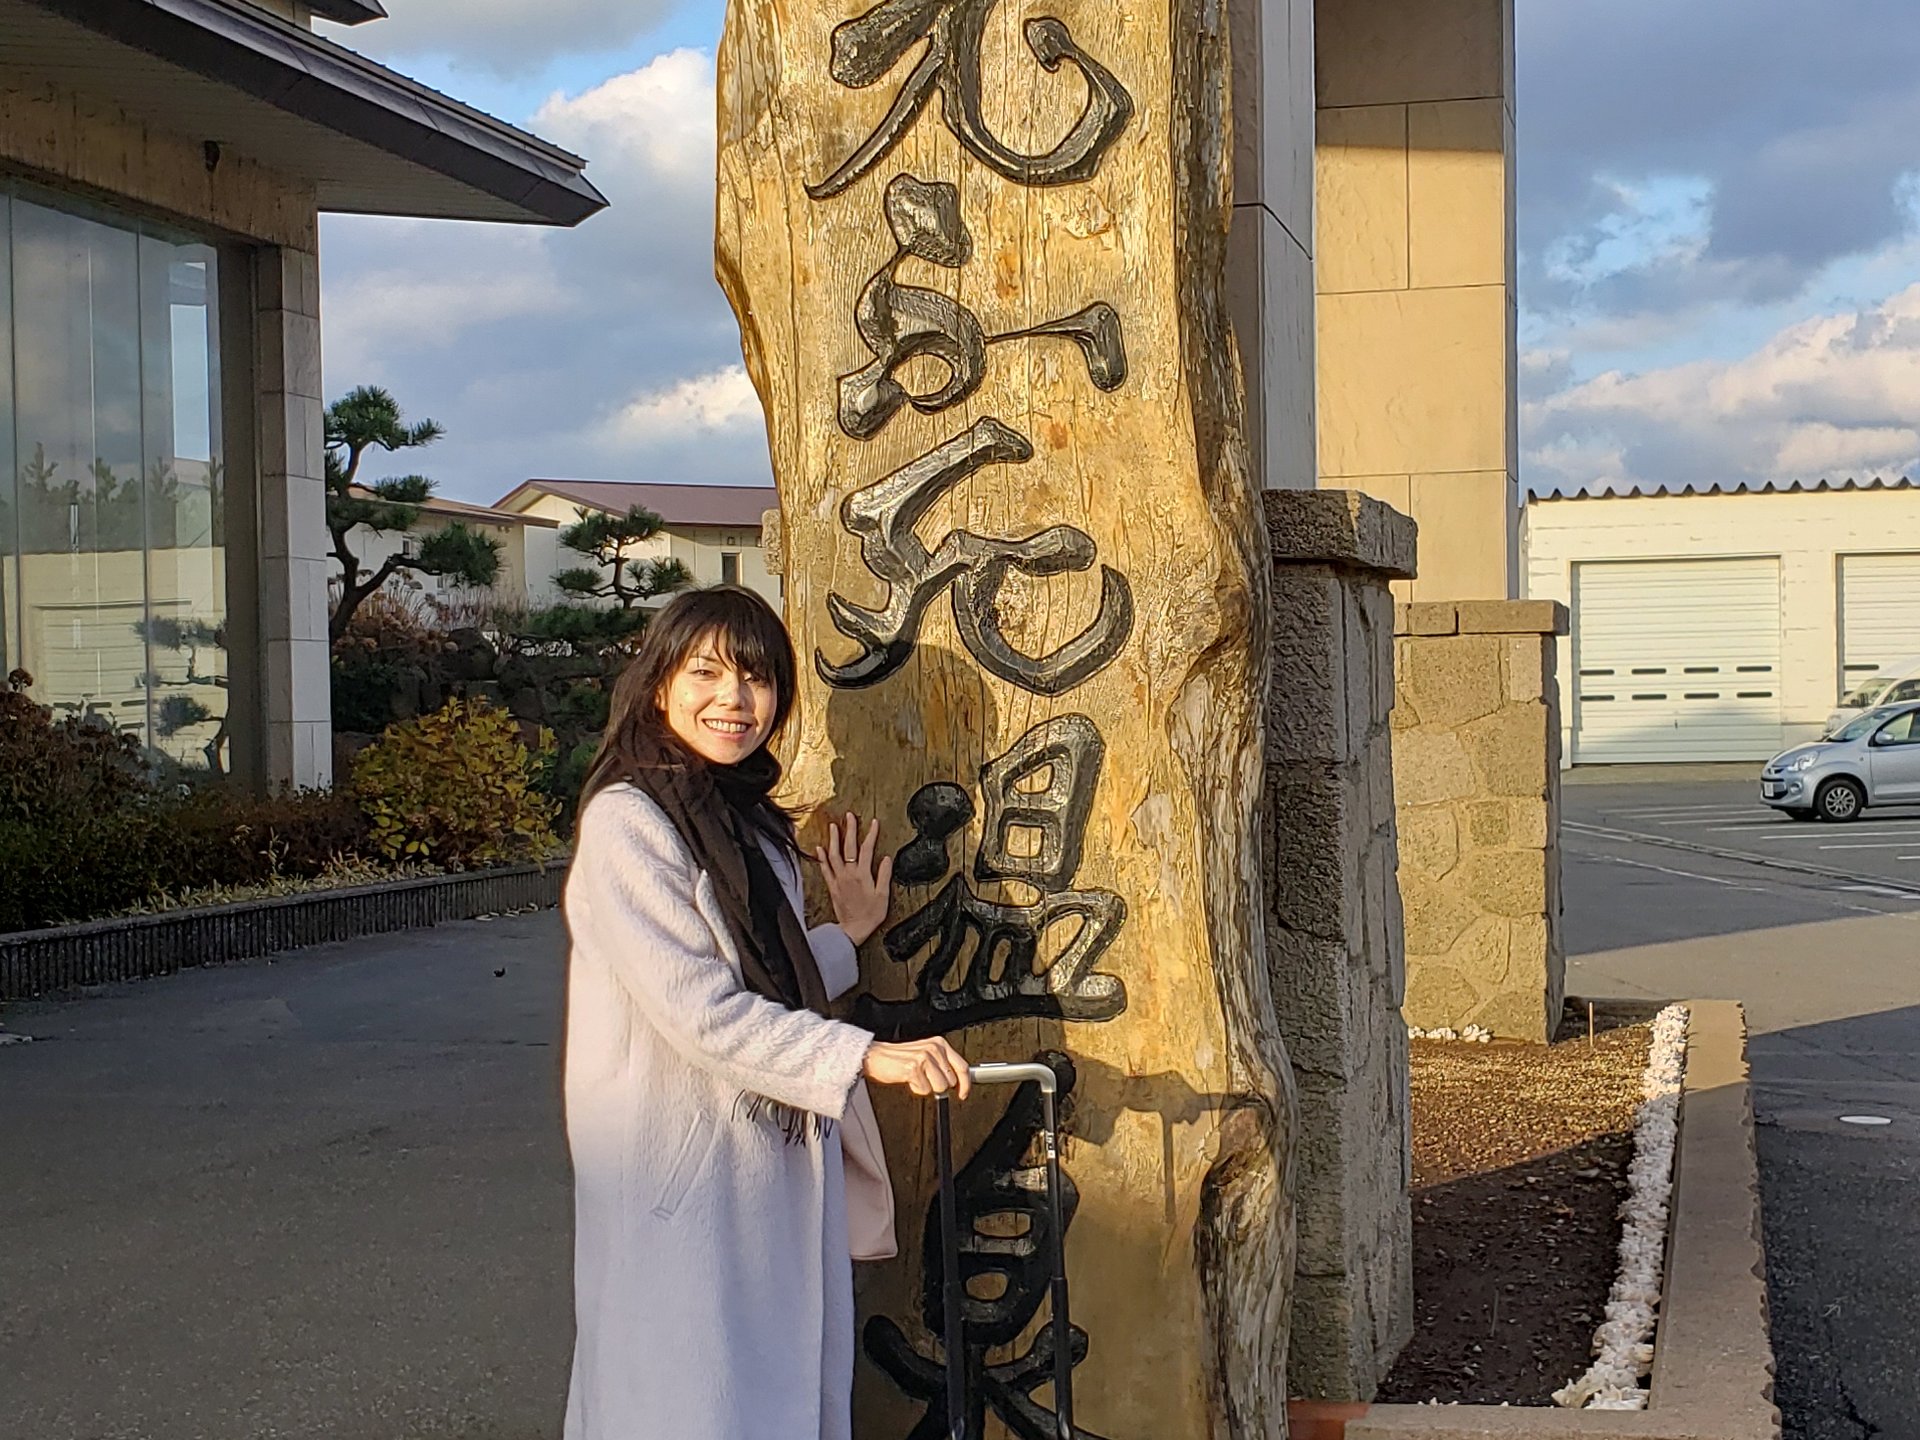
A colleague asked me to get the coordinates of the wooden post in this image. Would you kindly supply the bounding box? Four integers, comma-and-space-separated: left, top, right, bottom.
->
716, 0, 1294, 1432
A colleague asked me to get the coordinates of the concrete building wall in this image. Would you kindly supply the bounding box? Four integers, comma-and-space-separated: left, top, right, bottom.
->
1227, 0, 1318, 492
0, 77, 331, 790
512, 490, 781, 606
667, 524, 781, 602
346, 515, 563, 612
1313, 0, 1518, 601
1525, 488, 1920, 754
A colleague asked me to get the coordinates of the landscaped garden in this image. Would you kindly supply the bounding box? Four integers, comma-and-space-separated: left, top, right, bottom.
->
0, 384, 692, 942
0, 665, 559, 936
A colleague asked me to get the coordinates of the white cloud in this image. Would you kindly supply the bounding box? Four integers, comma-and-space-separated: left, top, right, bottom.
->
595, 365, 762, 446
1525, 283, 1920, 492
320, 48, 773, 500
319, 0, 679, 76
323, 229, 572, 370
532, 48, 716, 186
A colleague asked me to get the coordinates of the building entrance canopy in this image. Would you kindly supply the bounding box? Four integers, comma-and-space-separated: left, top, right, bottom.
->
0, 0, 607, 226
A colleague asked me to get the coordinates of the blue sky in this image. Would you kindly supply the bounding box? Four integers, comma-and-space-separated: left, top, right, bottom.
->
319, 0, 1920, 503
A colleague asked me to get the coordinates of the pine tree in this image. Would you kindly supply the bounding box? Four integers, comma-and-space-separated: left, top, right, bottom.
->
324, 385, 501, 640
553, 505, 692, 610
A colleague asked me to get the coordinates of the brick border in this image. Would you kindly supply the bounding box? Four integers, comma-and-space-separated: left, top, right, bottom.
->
1290, 1000, 1779, 1439
0, 863, 566, 1000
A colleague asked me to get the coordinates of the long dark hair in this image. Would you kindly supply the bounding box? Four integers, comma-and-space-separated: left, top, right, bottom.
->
580, 585, 800, 851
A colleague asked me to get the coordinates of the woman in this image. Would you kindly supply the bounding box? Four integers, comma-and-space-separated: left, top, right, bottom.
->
561, 585, 969, 1440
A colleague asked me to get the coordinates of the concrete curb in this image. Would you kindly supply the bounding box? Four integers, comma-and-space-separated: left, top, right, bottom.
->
0, 862, 566, 1000
1291, 1000, 1779, 1440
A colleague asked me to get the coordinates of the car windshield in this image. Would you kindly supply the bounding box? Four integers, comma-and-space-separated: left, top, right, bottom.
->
1840, 676, 1898, 709
1829, 711, 1888, 742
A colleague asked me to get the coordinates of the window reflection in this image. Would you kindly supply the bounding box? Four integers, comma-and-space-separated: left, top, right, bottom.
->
1, 185, 228, 775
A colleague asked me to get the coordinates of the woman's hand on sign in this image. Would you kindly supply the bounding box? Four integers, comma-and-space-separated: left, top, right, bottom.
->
817, 811, 893, 947
862, 1036, 971, 1099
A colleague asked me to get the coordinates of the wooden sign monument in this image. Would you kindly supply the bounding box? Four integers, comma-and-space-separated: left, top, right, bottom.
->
716, 0, 1294, 1432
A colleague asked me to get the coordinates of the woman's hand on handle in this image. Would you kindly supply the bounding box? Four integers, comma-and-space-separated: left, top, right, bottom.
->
862, 1037, 971, 1100
817, 811, 893, 946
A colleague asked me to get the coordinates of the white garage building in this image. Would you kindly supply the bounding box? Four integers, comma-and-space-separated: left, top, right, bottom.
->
1523, 478, 1920, 765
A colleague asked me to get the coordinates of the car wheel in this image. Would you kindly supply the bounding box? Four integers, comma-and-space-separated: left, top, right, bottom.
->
1815, 778, 1866, 823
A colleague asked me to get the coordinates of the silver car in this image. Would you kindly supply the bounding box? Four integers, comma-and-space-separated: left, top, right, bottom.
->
1761, 702, 1920, 821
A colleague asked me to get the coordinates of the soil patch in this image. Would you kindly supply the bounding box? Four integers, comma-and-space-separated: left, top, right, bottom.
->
1376, 1008, 1656, 1406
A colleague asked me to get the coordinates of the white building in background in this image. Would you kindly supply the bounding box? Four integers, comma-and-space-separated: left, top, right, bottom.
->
345, 490, 563, 612
1523, 478, 1920, 765
494, 479, 781, 606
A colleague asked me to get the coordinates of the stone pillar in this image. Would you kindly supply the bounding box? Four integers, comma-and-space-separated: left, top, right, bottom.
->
1394, 600, 1566, 1040
253, 246, 332, 790
1263, 489, 1414, 1399
1312, 0, 1517, 601
717, 1, 1293, 1435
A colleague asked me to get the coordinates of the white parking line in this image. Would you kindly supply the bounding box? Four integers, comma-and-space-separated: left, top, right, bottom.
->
1702, 824, 1920, 838
1611, 806, 1769, 819
1586, 853, 1761, 889
1819, 842, 1920, 852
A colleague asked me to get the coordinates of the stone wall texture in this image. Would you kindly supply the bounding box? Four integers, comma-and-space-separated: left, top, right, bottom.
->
1263, 489, 1415, 1400
1394, 599, 1567, 1040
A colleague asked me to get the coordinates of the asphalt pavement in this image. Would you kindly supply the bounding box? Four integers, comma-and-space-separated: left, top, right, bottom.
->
1565, 773, 1920, 1440
5, 775, 1920, 1438
0, 912, 576, 1440
1567, 763, 1920, 896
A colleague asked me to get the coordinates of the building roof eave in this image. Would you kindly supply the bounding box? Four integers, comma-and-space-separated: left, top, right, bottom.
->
10, 0, 607, 226
308, 0, 385, 24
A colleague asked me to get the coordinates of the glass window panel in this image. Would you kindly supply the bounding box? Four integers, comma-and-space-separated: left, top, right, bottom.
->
1, 186, 15, 678
5, 187, 227, 776
141, 234, 226, 776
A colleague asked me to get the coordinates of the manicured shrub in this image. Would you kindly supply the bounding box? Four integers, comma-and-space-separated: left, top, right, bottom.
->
0, 670, 151, 825
352, 696, 558, 865
0, 671, 376, 931
166, 787, 372, 889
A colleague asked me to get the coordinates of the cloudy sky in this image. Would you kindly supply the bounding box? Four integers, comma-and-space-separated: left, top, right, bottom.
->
318, 0, 1920, 503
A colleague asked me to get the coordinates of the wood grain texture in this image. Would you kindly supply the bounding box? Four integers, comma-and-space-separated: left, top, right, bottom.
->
716, 0, 1294, 1430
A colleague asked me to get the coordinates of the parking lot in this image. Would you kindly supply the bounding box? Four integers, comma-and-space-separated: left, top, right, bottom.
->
1566, 765, 1920, 895
1563, 769, 1920, 1439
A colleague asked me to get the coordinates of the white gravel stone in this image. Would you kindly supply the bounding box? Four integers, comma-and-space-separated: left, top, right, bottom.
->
1552, 1003, 1690, 1411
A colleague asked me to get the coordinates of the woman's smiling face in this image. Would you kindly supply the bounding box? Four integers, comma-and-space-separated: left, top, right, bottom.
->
659, 634, 778, 766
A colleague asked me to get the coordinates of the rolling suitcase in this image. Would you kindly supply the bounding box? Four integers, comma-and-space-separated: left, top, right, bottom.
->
933, 1060, 1074, 1440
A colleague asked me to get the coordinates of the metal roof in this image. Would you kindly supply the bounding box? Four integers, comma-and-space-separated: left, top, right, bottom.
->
2, 0, 607, 226
498, 480, 779, 530
1530, 476, 1919, 502
347, 486, 559, 528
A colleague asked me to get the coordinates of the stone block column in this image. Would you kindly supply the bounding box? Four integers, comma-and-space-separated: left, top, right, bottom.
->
1263, 489, 1415, 1399
1394, 599, 1567, 1040
253, 246, 332, 790
1312, 0, 1518, 600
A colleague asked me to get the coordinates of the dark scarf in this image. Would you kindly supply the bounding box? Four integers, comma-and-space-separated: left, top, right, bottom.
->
624, 745, 834, 1142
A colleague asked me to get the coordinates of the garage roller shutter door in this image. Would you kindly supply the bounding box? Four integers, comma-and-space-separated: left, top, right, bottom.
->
1572, 558, 1783, 763
1839, 554, 1920, 691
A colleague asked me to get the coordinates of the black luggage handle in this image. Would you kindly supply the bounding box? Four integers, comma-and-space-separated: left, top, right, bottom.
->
935, 1061, 1073, 1440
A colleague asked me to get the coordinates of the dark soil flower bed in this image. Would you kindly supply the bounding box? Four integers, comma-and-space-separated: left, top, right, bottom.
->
1377, 1007, 1657, 1406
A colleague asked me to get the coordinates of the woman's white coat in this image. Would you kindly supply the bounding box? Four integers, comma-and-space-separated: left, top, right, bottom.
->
561, 784, 872, 1440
